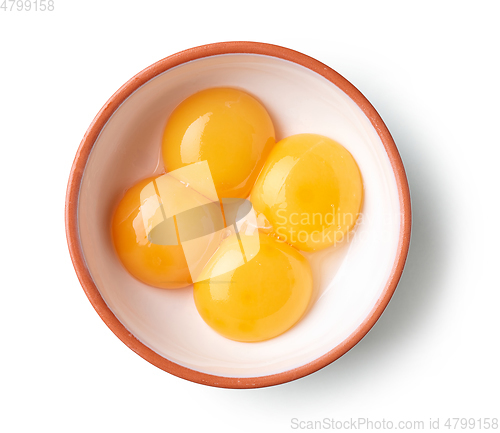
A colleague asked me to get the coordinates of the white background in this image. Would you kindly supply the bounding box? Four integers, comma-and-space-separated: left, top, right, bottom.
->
1, 1, 499, 432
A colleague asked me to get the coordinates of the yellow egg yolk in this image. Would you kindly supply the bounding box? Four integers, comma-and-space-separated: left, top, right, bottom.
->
250, 134, 363, 252
193, 232, 313, 342
162, 87, 275, 199
111, 176, 192, 289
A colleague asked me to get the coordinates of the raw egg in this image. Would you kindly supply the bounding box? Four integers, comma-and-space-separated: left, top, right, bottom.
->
162, 87, 275, 199
111, 176, 193, 289
250, 134, 363, 252
193, 232, 313, 342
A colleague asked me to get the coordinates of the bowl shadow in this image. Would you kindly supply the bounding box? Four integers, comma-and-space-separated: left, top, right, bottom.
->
212, 104, 450, 406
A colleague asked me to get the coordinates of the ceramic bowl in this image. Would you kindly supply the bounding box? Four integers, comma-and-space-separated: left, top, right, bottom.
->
66, 41, 411, 388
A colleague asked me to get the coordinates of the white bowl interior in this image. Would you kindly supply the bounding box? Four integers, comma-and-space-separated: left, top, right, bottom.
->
78, 54, 401, 378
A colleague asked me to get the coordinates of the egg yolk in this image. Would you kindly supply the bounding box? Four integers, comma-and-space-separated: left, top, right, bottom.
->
193, 232, 313, 342
250, 134, 363, 252
162, 87, 275, 199
111, 176, 192, 289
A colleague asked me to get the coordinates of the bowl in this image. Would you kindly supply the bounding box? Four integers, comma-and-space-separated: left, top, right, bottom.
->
65, 41, 411, 388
